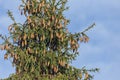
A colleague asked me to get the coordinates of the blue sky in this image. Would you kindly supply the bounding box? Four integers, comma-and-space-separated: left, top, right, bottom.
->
0, 0, 120, 80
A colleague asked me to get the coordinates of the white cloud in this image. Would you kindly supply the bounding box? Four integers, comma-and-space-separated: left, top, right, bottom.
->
94, 62, 120, 80
0, 50, 15, 79
0, 0, 120, 79
68, 0, 120, 22
0, 0, 21, 10
71, 20, 120, 79
72, 57, 120, 80
0, 16, 12, 30
0, 1, 23, 79
0, 1, 25, 34
69, 0, 120, 9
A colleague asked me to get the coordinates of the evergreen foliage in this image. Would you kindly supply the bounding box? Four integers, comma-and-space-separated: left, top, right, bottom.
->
0, 0, 98, 80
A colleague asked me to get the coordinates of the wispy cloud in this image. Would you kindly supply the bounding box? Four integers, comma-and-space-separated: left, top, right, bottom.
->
68, 1, 120, 78
0, 0, 120, 79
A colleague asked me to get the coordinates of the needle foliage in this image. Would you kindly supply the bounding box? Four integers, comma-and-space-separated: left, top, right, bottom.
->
0, 0, 98, 80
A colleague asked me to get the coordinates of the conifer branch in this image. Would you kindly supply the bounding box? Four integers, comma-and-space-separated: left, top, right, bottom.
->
7, 10, 16, 23
81, 23, 95, 33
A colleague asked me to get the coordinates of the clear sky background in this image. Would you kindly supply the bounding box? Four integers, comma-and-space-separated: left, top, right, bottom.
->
0, 0, 120, 80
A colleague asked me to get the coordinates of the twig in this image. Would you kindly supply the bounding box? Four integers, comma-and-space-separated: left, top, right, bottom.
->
81, 23, 96, 33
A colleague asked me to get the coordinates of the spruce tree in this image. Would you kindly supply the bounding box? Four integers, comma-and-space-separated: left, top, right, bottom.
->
0, 0, 98, 80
